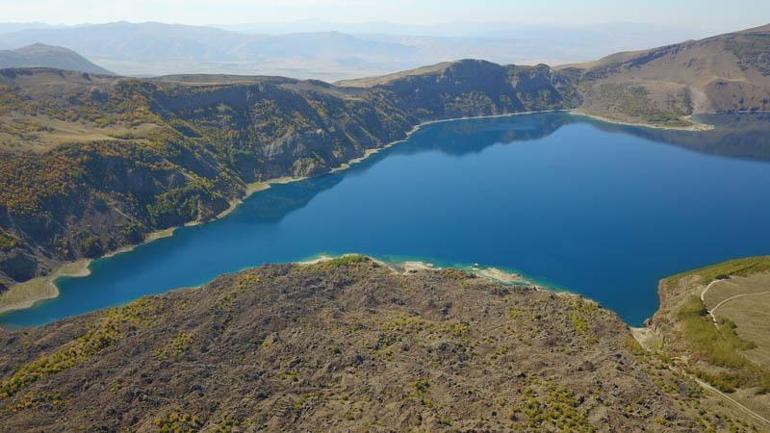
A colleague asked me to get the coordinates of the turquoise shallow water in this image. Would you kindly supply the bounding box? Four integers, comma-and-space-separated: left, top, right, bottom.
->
3, 112, 770, 327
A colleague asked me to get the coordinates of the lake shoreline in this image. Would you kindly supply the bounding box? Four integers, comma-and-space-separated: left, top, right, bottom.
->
0, 110, 565, 316
570, 110, 715, 132
0, 108, 715, 318
0, 260, 91, 316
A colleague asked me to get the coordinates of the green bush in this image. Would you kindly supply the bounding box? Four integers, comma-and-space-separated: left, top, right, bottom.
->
322, 254, 370, 268
0, 231, 19, 250
677, 296, 770, 392
0, 298, 156, 399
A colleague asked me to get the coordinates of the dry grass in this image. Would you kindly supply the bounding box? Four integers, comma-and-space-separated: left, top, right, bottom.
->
704, 273, 770, 370
0, 114, 160, 152
335, 62, 452, 88
656, 258, 770, 420
665, 256, 770, 288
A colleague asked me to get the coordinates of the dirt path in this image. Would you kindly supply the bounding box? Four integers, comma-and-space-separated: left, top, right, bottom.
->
700, 279, 726, 324
710, 290, 770, 316
690, 374, 770, 428
700, 279, 722, 303
632, 325, 770, 428
700, 278, 770, 321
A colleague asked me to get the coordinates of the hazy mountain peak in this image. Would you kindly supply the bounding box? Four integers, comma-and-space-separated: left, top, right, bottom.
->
0, 20, 730, 80
0, 43, 112, 74
738, 22, 770, 33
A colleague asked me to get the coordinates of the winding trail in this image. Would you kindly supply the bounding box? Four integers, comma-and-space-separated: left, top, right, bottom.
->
675, 278, 770, 426
689, 372, 770, 428
700, 279, 727, 324
700, 279, 722, 303
633, 328, 770, 428
710, 290, 770, 315
700, 278, 770, 321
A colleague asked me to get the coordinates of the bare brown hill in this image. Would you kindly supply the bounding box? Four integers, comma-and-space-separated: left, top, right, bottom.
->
0, 43, 112, 75
561, 24, 770, 126
0, 257, 762, 432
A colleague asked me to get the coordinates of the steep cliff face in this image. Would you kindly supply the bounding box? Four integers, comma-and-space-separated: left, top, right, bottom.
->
0, 63, 579, 286
342, 59, 580, 120
3, 25, 769, 289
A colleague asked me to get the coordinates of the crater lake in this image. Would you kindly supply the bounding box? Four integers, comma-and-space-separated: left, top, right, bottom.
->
3, 112, 770, 327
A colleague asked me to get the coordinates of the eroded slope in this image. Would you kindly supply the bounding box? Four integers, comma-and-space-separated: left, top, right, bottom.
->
565, 24, 770, 127
0, 257, 755, 432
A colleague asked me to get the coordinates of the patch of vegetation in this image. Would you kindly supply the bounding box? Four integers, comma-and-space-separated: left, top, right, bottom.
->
0, 151, 87, 214
147, 185, 207, 227
0, 298, 157, 399
520, 382, 596, 432
439, 268, 473, 280
208, 414, 254, 433
665, 256, 770, 288
9, 391, 63, 412
155, 331, 193, 360
75, 231, 103, 257
411, 379, 433, 407
566, 296, 600, 344
321, 254, 371, 268
624, 334, 646, 356
152, 411, 203, 433
447, 322, 470, 338
677, 296, 770, 393
379, 313, 432, 336
591, 83, 691, 126
677, 297, 755, 368
0, 231, 19, 250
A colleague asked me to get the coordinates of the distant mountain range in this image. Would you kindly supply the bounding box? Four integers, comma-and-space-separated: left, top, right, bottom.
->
0, 22, 416, 79
0, 43, 112, 74
0, 21, 718, 79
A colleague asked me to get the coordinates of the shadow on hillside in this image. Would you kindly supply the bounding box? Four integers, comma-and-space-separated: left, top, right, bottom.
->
591, 113, 770, 163
233, 112, 770, 226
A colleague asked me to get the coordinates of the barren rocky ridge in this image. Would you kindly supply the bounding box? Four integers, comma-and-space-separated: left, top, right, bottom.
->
0, 257, 761, 432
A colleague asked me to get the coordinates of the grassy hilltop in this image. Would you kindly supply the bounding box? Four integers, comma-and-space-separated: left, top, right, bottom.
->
650, 256, 770, 422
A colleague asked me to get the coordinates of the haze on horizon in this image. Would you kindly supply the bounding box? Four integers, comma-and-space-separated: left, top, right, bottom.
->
1, 1, 768, 81
3, 0, 769, 36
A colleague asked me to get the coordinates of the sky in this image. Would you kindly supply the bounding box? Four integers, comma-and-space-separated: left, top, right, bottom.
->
1, 0, 768, 33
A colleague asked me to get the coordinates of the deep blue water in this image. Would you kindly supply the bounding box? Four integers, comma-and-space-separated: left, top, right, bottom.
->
3, 112, 770, 327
